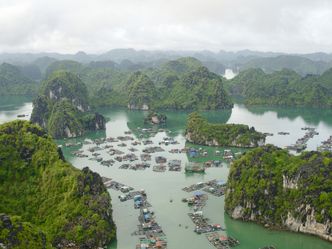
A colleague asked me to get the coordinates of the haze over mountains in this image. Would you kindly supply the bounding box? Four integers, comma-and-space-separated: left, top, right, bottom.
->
2, 49, 332, 63
2, 48, 332, 77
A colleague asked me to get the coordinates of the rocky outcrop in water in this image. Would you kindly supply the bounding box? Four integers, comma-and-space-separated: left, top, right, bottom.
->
144, 111, 167, 125
225, 145, 332, 242
31, 71, 105, 138
185, 112, 266, 148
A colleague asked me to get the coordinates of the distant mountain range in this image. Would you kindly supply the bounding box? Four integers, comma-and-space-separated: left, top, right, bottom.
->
2, 48, 332, 76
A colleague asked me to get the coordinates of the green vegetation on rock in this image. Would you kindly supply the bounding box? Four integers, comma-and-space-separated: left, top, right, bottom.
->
0, 63, 39, 95
185, 112, 265, 147
159, 66, 233, 110
43, 57, 233, 111
124, 58, 232, 110
0, 120, 116, 248
127, 71, 156, 110
31, 71, 105, 138
225, 145, 332, 241
0, 214, 48, 249
226, 68, 332, 107
81, 67, 129, 107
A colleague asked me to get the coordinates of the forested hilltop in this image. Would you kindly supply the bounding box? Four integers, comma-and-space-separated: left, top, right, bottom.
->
226, 68, 332, 107
30, 71, 106, 138
185, 112, 265, 148
0, 121, 116, 248
0, 63, 39, 95
225, 145, 332, 242
44, 57, 233, 110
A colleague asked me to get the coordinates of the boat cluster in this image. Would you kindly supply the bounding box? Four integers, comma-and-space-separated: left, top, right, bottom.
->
181, 180, 239, 249
67, 130, 185, 173
66, 127, 243, 178
286, 127, 319, 152
182, 180, 227, 197
102, 178, 167, 249
317, 135, 332, 152
206, 232, 240, 249
182, 192, 208, 211
187, 147, 239, 162
188, 212, 225, 234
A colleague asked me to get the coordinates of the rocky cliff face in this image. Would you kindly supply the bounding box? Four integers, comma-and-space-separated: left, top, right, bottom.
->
44, 73, 89, 112
31, 71, 106, 139
30, 95, 49, 129
88, 112, 107, 130
285, 207, 332, 242
0, 214, 48, 249
225, 145, 332, 242
54, 167, 115, 249
0, 120, 116, 248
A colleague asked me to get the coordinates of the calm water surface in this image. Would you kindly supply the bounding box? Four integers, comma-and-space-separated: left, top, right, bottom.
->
1, 96, 332, 249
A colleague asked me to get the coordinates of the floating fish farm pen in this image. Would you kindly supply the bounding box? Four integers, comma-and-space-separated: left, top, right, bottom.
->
185, 162, 205, 173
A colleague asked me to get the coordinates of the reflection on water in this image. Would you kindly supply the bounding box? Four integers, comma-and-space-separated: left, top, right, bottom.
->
245, 105, 332, 126
224, 215, 332, 249
1, 96, 332, 249
98, 107, 233, 138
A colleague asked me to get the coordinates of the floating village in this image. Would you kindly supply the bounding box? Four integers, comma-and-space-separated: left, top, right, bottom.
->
63, 126, 257, 249
63, 127, 243, 248
286, 127, 319, 152
60, 123, 331, 249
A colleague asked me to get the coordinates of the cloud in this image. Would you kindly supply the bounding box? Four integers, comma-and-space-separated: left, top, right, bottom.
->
0, 0, 332, 53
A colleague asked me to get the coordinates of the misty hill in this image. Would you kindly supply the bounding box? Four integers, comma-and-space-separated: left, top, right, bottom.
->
240, 55, 330, 75
226, 68, 332, 107
2, 49, 332, 77
41, 57, 230, 110
0, 63, 39, 95
32, 56, 58, 74
144, 57, 203, 87
158, 66, 233, 110
127, 71, 157, 110
45, 60, 84, 78
127, 58, 232, 110
42, 57, 232, 110
18, 64, 42, 81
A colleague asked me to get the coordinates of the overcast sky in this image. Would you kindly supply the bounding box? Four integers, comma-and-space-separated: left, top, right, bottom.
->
0, 0, 332, 54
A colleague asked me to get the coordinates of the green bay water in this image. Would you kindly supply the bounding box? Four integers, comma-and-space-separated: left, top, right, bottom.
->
1, 96, 332, 249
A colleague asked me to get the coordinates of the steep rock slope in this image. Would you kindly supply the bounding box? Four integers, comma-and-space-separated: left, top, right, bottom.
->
226, 145, 332, 242
31, 71, 105, 138
0, 120, 116, 248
